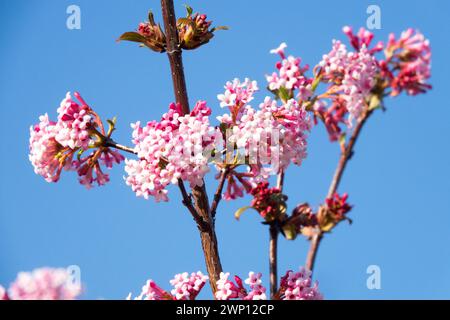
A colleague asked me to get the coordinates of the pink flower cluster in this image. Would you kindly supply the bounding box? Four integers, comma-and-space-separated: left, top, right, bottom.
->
29, 92, 124, 188
383, 29, 432, 96
266, 43, 313, 101
250, 181, 286, 221
55, 92, 93, 150
278, 267, 322, 300
1, 268, 82, 300
217, 80, 310, 199
129, 268, 321, 300
124, 101, 221, 202
127, 271, 208, 300
312, 26, 431, 141
319, 37, 379, 123
29, 113, 70, 182
217, 78, 259, 115
215, 272, 267, 300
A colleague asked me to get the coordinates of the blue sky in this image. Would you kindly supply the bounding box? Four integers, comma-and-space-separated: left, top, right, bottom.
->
0, 0, 449, 299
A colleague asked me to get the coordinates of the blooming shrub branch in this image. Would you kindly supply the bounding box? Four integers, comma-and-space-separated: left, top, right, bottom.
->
29, 92, 126, 188
25, 1, 431, 300
127, 267, 321, 301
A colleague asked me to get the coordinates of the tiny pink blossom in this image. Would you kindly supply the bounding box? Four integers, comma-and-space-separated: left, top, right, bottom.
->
383, 29, 431, 96
266, 44, 312, 100
215, 272, 242, 300
169, 272, 208, 300
7, 268, 82, 300
270, 42, 287, 59
279, 267, 322, 300
55, 92, 94, 150
29, 114, 73, 182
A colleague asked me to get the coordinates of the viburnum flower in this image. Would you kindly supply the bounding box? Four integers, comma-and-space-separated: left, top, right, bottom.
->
125, 101, 221, 201
216, 269, 319, 300
243, 272, 267, 300
216, 80, 310, 200
169, 272, 209, 300
215, 272, 268, 300
382, 29, 432, 96
29, 92, 125, 188
128, 279, 172, 300
29, 114, 73, 182
266, 43, 313, 101
277, 267, 322, 300
342, 26, 384, 54
325, 192, 352, 221
0, 285, 8, 300
5, 268, 82, 300
177, 6, 227, 50
317, 192, 353, 232
249, 181, 287, 222
73, 148, 125, 189
130, 268, 318, 300
319, 38, 379, 123
127, 272, 208, 300
309, 26, 432, 142
119, 6, 226, 52
217, 78, 259, 118
215, 272, 244, 300
312, 97, 349, 141
122, 11, 166, 53
55, 92, 94, 150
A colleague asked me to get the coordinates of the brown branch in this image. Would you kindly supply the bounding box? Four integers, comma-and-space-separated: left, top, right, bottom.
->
210, 168, 229, 221
104, 139, 137, 155
177, 179, 208, 231
269, 224, 279, 299
276, 171, 285, 191
305, 109, 373, 273
305, 232, 322, 271
326, 110, 373, 199
160, 0, 223, 293
160, 0, 190, 115
268, 170, 284, 296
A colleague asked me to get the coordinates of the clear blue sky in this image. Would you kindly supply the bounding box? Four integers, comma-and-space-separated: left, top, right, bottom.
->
0, 0, 449, 299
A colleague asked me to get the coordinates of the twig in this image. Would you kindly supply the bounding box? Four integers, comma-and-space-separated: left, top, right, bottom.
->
305, 232, 322, 272
269, 224, 279, 298
305, 109, 373, 272
276, 171, 285, 190
210, 168, 229, 221
160, 0, 223, 293
178, 179, 208, 231
104, 139, 137, 155
326, 110, 373, 198
269, 170, 284, 297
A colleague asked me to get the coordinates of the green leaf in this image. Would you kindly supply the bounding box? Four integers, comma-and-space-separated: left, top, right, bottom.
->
148, 10, 155, 25
368, 94, 381, 110
77, 149, 85, 161
234, 206, 253, 221
278, 87, 291, 103
339, 133, 346, 146
281, 223, 297, 240
117, 32, 148, 44
177, 17, 196, 30
320, 221, 335, 232
311, 74, 323, 92
184, 4, 193, 16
